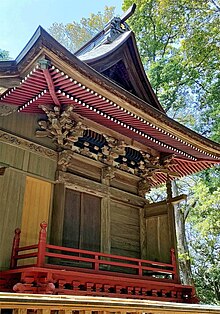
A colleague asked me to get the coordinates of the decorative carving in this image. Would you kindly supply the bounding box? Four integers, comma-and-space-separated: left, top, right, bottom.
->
0, 104, 19, 116
138, 179, 151, 197
58, 151, 74, 171
0, 130, 57, 160
106, 17, 130, 43
36, 104, 87, 147
118, 157, 133, 173
80, 142, 93, 158
100, 136, 126, 166
102, 165, 116, 181
161, 154, 176, 168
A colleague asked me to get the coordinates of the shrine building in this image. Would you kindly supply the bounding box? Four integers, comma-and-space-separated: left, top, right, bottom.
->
0, 5, 220, 313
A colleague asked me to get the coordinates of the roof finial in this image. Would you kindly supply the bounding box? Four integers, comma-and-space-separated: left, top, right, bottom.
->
120, 3, 136, 23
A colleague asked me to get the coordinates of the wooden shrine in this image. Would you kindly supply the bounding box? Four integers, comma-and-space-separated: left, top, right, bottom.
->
0, 6, 220, 307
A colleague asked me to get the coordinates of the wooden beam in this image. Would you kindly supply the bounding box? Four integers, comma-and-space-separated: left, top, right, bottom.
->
0, 77, 21, 88
145, 194, 187, 209
170, 194, 187, 205
0, 293, 218, 312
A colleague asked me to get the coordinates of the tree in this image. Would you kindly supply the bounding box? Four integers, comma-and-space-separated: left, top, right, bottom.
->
0, 49, 9, 61
49, 6, 116, 53
122, 0, 220, 303
188, 179, 220, 304
122, 0, 220, 138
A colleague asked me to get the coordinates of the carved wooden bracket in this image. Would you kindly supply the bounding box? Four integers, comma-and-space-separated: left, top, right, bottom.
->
138, 179, 151, 197
36, 104, 87, 148
57, 151, 74, 171
35, 104, 179, 197
100, 135, 126, 166
102, 165, 116, 182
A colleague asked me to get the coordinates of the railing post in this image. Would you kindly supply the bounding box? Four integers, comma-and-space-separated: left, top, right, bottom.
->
94, 254, 99, 271
171, 248, 178, 282
10, 228, 21, 269
138, 261, 143, 277
37, 221, 47, 267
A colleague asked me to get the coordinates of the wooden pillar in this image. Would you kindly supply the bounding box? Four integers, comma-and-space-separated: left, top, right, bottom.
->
139, 207, 147, 259
101, 166, 113, 254
166, 178, 172, 200
101, 196, 111, 254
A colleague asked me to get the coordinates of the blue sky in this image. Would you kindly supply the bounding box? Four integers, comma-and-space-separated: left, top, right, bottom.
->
1, 0, 123, 59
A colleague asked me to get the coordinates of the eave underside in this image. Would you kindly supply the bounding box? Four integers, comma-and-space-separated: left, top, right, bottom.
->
0, 60, 219, 186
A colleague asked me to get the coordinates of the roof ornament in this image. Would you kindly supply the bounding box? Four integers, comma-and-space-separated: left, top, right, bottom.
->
105, 3, 136, 43
75, 4, 136, 56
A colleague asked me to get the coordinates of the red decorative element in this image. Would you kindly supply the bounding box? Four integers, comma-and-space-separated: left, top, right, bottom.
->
10, 228, 21, 269
43, 69, 60, 106
0, 222, 197, 303
171, 248, 178, 283
13, 282, 25, 293
45, 282, 56, 294
37, 221, 47, 267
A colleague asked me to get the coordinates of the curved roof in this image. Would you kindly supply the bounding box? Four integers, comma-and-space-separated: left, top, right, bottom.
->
0, 26, 219, 186
76, 27, 165, 113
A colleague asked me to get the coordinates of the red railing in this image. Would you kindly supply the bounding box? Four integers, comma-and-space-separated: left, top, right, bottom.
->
10, 222, 178, 282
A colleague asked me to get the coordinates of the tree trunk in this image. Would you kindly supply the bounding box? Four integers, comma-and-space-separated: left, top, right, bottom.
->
172, 181, 194, 286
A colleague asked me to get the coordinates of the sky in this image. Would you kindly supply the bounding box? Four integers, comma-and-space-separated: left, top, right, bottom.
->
1, 0, 123, 59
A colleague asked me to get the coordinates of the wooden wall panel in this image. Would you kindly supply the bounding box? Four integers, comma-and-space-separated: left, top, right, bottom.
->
27, 152, 56, 180
0, 142, 26, 170
0, 169, 26, 270
63, 189, 81, 248
0, 112, 55, 148
111, 173, 138, 194
110, 201, 140, 258
82, 193, 101, 251
145, 203, 172, 263
20, 176, 52, 248
0, 141, 56, 180
50, 183, 65, 246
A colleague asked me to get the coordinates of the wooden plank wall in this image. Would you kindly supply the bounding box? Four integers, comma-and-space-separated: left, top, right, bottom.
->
0, 139, 56, 270
0, 112, 55, 149
110, 200, 140, 258
0, 169, 26, 270
20, 177, 52, 246
0, 141, 56, 180
18, 176, 52, 266
145, 202, 173, 263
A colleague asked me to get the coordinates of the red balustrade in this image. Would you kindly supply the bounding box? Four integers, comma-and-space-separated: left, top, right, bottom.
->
10, 222, 177, 282
1, 222, 197, 303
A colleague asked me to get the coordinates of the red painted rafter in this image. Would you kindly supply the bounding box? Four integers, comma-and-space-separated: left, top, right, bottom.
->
0, 66, 219, 174
43, 69, 60, 106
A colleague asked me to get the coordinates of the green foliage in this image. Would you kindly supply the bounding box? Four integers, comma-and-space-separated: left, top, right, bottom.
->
122, 0, 220, 303
188, 177, 220, 303
122, 0, 220, 139
48, 6, 115, 53
0, 49, 10, 60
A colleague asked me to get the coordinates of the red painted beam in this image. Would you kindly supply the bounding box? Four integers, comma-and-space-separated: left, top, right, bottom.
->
43, 69, 60, 106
